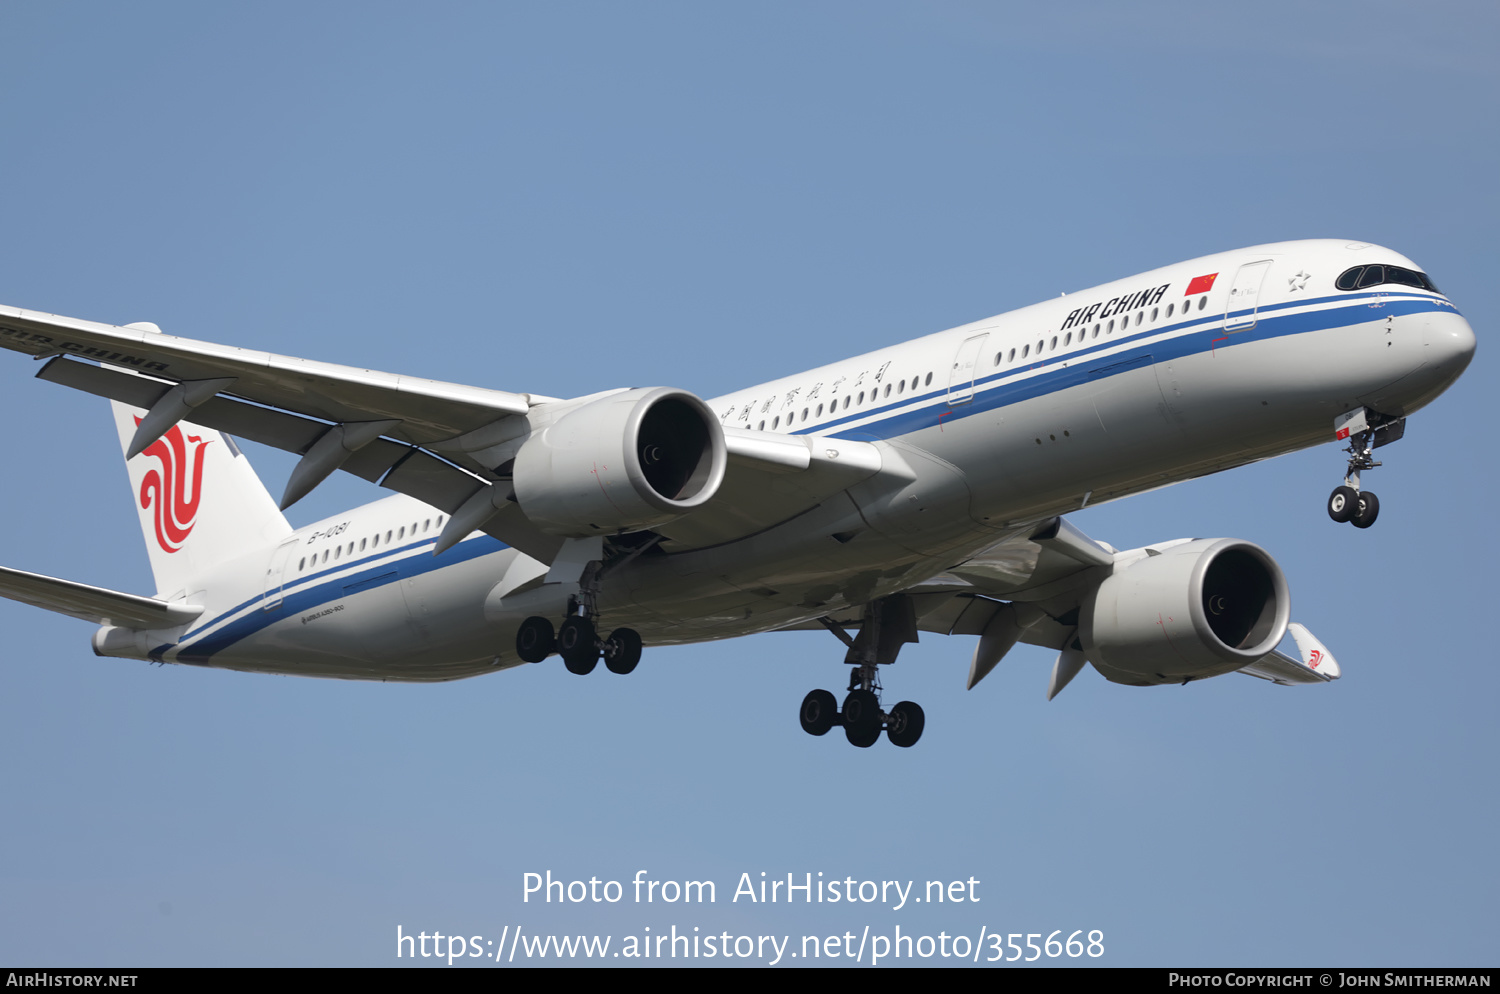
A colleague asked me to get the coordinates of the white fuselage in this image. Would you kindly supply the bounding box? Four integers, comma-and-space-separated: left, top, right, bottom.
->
131, 239, 1475, 680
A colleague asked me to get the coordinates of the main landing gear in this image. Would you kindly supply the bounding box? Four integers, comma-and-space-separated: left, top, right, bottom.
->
514, 561, 643, 674
1326, 409, 1404, 530
515, 613, 643, 674
799, 596, 926, 749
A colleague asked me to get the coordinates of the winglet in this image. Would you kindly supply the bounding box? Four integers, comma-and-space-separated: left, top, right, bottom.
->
1236, 623, 1341, 686
1288, 622, 1340, 680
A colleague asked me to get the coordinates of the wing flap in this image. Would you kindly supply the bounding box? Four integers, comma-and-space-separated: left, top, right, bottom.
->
0, 566, 201, 629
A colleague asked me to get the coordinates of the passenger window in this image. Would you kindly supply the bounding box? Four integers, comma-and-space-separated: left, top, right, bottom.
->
322, 550, 329, 564
1107, 320, 1114, 334
816, 403, 824, 416
1166, 303, 1175, 318
398, 527, 405, 540
1064, 332, 1072, 346
1008, 348, 1016, 362
772, 416, 779, 429
1092, 324, 1100, 338
298, 557, 305, 571
1022, 344, 1030, 358
758, 420, 765, 430
334, 546, 341, 560
1151, 307, 1159, 322
925, 372, 932, 386
1049, 336, 1057, 351
1198, 295, 1207, 310
843, 396, 851, 410
802, 407, 809, 420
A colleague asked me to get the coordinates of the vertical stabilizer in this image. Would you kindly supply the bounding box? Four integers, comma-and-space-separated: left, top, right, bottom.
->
110, 400, 292, 599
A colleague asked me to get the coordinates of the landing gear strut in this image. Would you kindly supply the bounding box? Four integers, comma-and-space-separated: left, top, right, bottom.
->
1327, 409, 1404, 530
514, 556, 643, 675
799, 596, 927, 748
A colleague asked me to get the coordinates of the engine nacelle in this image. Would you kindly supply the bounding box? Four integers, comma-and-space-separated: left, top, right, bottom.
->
1078, 538, 1289, 685
513, 387, 727, 537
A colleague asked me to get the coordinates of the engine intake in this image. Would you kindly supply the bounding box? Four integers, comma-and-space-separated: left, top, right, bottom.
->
1079, 538, 1289, 685
513, 387, 727, 536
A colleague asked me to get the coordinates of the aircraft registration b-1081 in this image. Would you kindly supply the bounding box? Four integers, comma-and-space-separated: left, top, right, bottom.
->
0, 239, 1475, 747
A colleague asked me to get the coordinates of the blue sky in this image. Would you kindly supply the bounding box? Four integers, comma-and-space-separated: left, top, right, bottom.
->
0, 1, 1494, 966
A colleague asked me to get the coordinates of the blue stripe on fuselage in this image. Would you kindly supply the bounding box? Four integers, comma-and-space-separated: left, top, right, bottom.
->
802, 293, 1453, 441
155, 534, 509, 663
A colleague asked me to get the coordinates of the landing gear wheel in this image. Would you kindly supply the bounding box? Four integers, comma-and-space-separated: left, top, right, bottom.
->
557, 617, 598, 675
515, 616, 556, 663
1351, 490, 1380, 529
603, 627, 642, 674
1328, 486, 1358, 523
799, 689, 838, 736
886, 700, 925, 748
842, 689, 882, 748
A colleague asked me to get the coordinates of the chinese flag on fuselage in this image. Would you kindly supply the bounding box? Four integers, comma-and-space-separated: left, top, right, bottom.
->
1185, 273, 1218, 295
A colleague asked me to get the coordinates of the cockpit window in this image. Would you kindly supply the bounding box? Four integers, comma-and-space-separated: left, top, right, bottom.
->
1336, 264, 1440, 294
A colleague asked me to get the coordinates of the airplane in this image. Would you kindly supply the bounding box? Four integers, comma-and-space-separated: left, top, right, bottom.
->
0, 239, 1475, 748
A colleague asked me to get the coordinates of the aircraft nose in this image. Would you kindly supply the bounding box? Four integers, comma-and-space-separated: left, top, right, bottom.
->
1425, 312, 1477, 382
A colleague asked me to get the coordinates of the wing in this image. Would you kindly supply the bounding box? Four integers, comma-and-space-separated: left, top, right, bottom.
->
0, 566, 201, 629
2, 306, 892, 562
790, 516, 1343, 697
657, 426, 885, 550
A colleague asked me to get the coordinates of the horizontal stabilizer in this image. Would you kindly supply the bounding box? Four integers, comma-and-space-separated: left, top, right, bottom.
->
0, 566, 201, 629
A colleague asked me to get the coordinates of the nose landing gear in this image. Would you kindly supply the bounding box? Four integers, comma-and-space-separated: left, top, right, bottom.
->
1327, 408, 1404, 530
799, 596, 927, 748
1327, 485, 1379, 529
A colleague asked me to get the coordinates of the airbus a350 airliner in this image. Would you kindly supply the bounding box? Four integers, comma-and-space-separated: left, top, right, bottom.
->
0, 239, 1475, 747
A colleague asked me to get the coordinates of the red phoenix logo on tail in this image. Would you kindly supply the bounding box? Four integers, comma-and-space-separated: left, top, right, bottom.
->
134, 419, 212, 554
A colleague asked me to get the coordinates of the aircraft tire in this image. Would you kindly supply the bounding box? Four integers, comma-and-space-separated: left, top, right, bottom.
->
799, 689, 838, 736
603, 627, 642, 674
515, 616, 556, 663
1351, 490, 1380, 529
1327, 486, 1358, 523
886, 700, 925, 748
558, 617, 599, 675
842, 689, 881, 748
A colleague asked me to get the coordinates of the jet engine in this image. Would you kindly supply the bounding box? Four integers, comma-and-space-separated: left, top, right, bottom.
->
1078, 538, 1289, 685
513, 387, 727, 536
